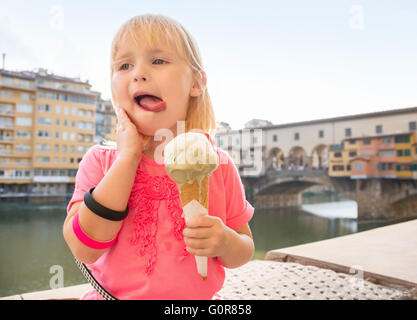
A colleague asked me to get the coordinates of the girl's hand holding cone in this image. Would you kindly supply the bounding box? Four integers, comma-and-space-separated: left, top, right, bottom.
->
182, 214, 230, 258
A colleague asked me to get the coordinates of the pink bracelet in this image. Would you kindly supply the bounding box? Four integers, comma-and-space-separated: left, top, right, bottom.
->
72, 212, 119, 250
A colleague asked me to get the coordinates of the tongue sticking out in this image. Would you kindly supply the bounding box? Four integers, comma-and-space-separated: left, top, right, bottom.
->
139, 96, 166, 111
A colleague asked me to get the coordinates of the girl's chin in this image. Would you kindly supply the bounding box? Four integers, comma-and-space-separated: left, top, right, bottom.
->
134, 121, 172, 137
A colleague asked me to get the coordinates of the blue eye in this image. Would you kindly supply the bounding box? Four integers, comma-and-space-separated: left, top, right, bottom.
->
119, 63, 131, 70
153, 59, 166, 65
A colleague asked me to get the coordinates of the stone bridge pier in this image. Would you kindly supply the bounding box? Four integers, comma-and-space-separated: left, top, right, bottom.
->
242, 170, 417, 222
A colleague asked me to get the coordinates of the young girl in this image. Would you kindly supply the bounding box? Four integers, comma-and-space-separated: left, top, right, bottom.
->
63, 13, 255, 300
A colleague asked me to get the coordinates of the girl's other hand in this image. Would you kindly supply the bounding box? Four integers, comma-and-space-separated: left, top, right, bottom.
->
115, 106, 150, 161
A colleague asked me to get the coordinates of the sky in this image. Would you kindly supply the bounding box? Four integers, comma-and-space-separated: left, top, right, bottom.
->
0, 0, 416, 130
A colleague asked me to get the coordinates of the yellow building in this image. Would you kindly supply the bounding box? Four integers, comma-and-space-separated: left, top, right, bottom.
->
0, 68, 96, 196
394, 133, 416, 179
328, 139, 359, 177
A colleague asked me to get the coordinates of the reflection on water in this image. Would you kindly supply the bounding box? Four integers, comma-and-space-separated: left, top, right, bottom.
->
302, 201, 358, 220
249, 205, 358, 260
0, 202, 85, 297
0, 200, 395, 297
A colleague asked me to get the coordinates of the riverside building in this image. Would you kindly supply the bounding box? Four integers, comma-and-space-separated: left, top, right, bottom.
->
0, 68, 97, 199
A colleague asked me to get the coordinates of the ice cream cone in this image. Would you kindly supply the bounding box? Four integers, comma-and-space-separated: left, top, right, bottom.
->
178, 176, 209, 281
163, 132, 219, 282
178, 176, 209, 209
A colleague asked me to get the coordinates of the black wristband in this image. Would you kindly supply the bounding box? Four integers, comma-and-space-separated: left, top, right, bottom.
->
83, 187, 129, 221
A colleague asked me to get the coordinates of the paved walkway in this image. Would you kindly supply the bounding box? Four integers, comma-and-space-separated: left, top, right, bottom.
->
1, 260, 413, 300
266, 219, 417, 290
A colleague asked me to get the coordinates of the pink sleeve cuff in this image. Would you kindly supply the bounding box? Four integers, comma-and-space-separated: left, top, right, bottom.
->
72, 212, 118, 250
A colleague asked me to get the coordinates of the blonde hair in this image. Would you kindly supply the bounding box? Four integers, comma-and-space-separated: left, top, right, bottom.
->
110, 14, 216, 138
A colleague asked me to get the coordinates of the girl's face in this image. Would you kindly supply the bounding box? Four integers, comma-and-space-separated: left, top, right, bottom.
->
111, 34, 201, 137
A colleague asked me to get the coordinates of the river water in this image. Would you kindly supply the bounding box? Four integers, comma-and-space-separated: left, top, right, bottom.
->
0, 199, 395, 297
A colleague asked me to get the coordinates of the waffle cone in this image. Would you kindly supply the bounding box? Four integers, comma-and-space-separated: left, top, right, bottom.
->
178, 176, 209, 209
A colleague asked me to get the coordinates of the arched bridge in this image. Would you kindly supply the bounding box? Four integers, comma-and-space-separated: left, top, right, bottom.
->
241, 169, 417, 222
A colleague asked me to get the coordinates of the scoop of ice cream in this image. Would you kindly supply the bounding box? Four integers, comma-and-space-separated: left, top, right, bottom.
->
164, 132, 219, 188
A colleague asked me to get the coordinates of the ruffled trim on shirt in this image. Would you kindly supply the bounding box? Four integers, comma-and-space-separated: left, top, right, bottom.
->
127, 167, 189, 275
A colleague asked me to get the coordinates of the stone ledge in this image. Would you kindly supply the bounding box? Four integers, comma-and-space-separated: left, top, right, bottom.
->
1, 260, 412, 300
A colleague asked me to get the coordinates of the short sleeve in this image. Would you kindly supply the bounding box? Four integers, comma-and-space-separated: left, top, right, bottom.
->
66, 145, 105, 214
220, 150, 255, 230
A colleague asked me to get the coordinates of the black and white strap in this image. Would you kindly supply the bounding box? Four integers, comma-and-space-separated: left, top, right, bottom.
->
74, 257, 118, 300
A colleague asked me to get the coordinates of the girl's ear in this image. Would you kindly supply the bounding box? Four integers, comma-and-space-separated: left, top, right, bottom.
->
189, 70, 207, 97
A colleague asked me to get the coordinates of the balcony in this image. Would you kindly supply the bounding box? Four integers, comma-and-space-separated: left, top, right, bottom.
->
1, 79, 35, 90
0, 149, 13, 155
0, 136, 14, 142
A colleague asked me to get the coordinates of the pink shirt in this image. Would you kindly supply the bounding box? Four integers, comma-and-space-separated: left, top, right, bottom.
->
67, 144, 254, 300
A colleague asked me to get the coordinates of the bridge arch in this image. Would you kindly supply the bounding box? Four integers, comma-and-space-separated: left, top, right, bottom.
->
311, 144, 329, 170
267, 147, 285, 170
287, 146, 308, 170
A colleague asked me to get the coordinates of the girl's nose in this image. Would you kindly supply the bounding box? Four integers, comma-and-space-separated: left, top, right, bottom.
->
134, 76, 147, 82
133, 64, 149, 82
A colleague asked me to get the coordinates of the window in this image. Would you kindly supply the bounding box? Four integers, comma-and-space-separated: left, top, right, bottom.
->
37, 117, 52, 125
349, 151, 357, 157
36, 156, 50, 163
405, 149, 411, 156
37, 130, 51, 138
56, 119, 60, 125
376, 125, 383, 134
334, 152, 342, 158
38, 104, 51, 112
382, 137, 392, 144
380, 150, 394, 157
363, 139, 371, 145
56, 105, 61, 114
409, 122, 416, 132
16, 130, 31, 139
20, 93, 30, 100
345, 128, 351, 137
36, 144, 51, 152
16, 117, 32, 126
16, 103, 33, 113
397, 150, 403, 156
354, 163, 363, 170
273, 134, 277, 142
62, 132, 68, 140
1, 90, 13, 98
332, 165, 344, 171
395, 135, 410, 143
318, 130, 324, 138
294, 132, 299, 141
15, 144, 31, 152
